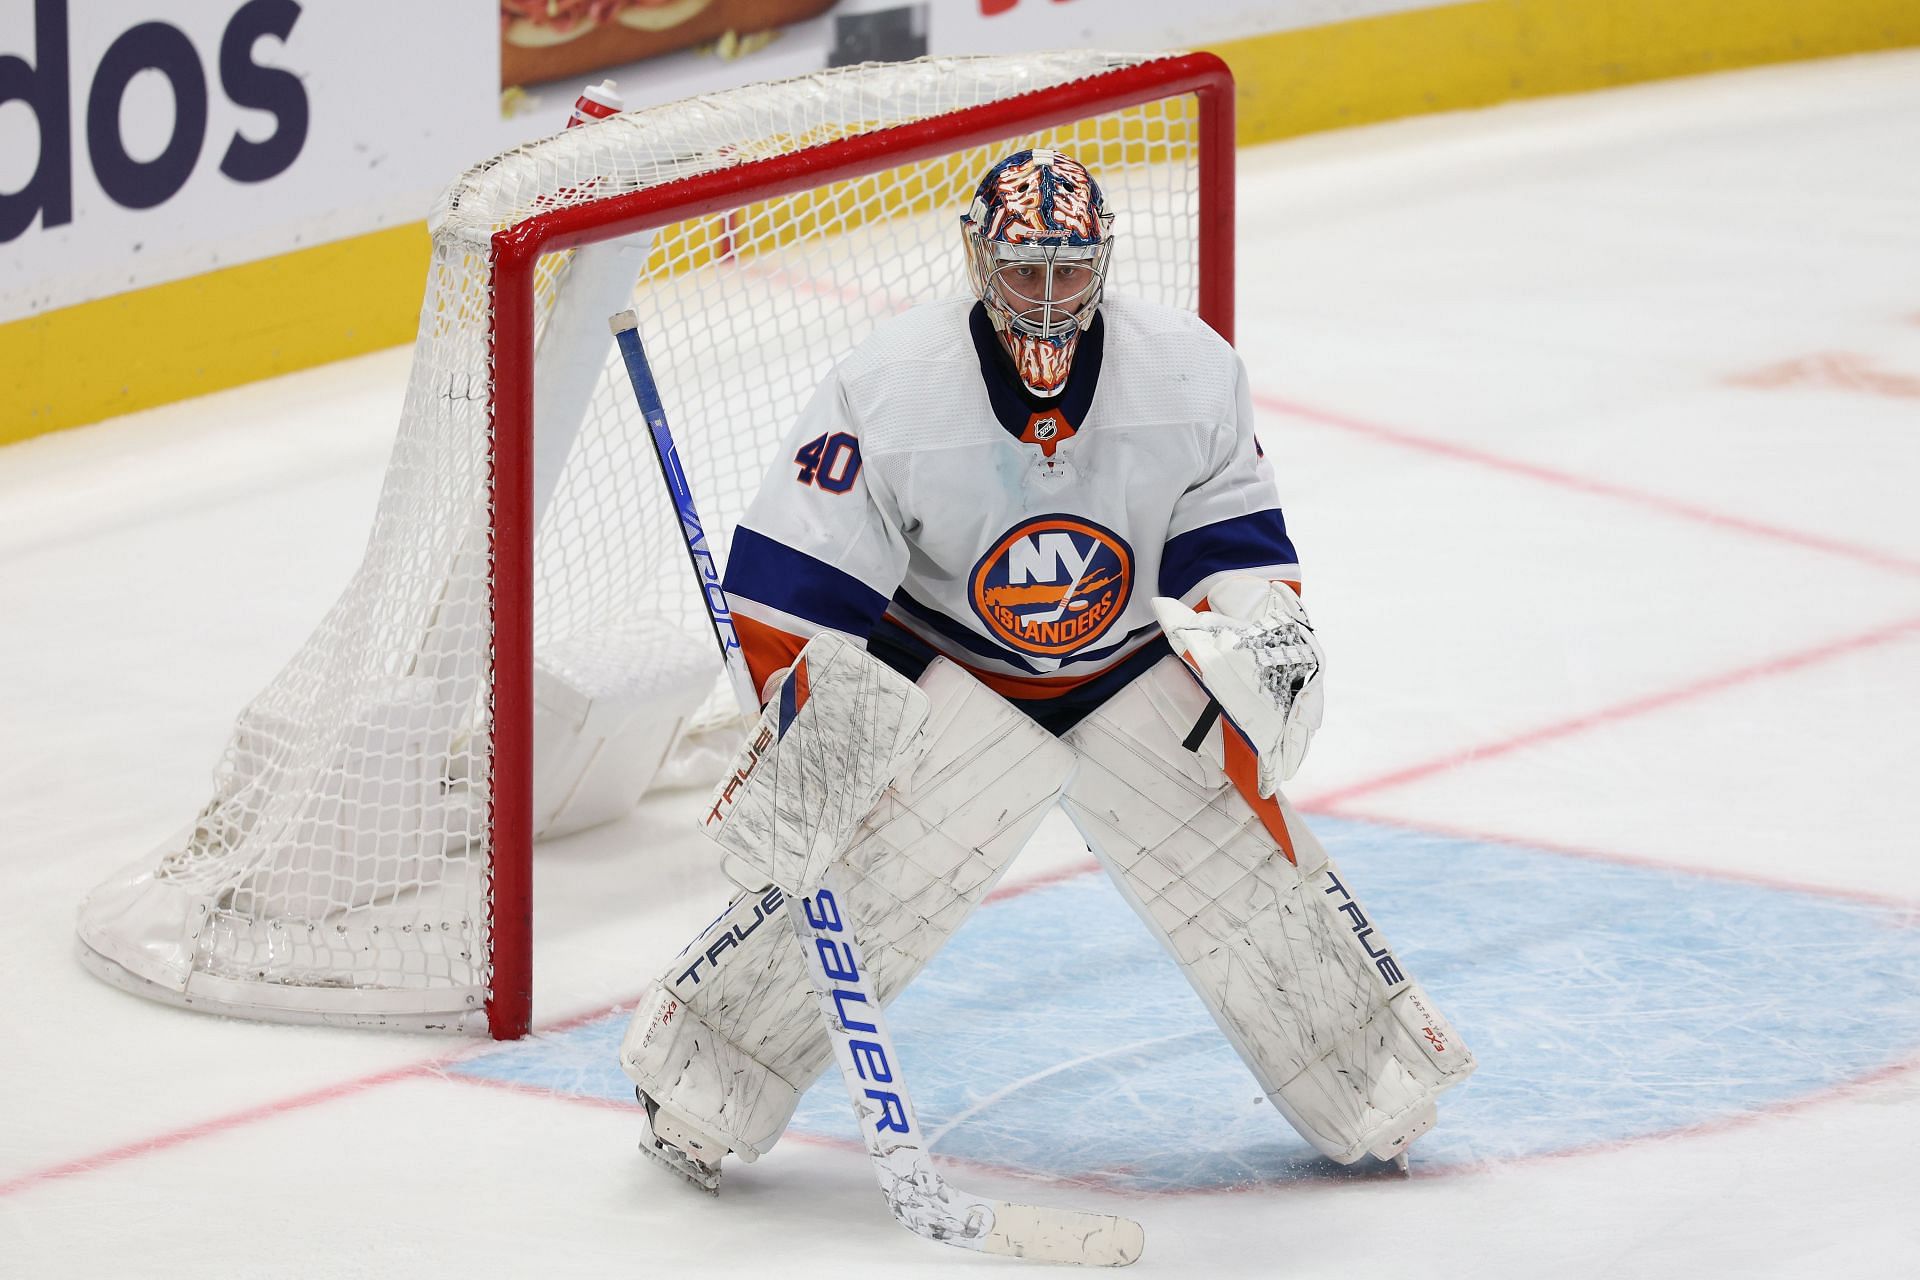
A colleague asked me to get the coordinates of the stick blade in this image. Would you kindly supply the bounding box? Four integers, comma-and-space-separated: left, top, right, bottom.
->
978, 1203, 1145, 1267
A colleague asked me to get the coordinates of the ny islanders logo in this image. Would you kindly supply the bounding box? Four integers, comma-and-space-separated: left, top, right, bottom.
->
970, 516, 1134, 658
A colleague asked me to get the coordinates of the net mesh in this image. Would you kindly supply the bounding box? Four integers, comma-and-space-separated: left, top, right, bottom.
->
77, 52, 1210, 1029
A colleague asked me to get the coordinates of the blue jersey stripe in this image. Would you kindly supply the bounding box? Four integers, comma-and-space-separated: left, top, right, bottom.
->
724, 525, 892, 636
1159, 509, 1300, 601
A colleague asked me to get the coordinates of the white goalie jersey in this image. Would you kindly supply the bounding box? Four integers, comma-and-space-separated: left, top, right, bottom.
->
720, 294, 1301, 732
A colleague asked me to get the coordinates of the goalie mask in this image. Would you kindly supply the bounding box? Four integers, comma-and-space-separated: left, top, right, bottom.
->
961, 149, 1114, 397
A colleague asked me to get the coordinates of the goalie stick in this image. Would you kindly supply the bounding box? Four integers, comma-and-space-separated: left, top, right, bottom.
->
611, 310, 1145, 1267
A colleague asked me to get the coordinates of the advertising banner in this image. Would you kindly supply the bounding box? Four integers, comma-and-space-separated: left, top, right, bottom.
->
0, 0, 496, 323
5, 1, 1445, 322
488, 2, 1445, 108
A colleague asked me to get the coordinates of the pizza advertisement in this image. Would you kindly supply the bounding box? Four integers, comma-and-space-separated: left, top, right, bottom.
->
501, 0, 842, 86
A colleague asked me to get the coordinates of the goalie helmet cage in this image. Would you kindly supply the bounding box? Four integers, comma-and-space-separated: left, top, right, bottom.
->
76, 51, 1236, 1040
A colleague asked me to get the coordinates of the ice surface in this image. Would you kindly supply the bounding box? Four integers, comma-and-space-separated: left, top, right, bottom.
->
4, 49, 1919, 1279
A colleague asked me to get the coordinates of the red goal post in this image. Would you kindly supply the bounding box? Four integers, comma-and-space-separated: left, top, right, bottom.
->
491, 52, 1233, 1037
78, 51, 1236, 1040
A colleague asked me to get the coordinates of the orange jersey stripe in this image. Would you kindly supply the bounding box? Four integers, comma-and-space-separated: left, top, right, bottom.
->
733, 612, 810, 704
1220, 718, 1298, 866
1176, 632, 1299, 865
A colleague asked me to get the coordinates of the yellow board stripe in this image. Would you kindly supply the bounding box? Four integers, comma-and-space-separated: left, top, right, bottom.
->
5, 0, 1918, 445
1210, 0, 1920, 145
0, 223, 428, 447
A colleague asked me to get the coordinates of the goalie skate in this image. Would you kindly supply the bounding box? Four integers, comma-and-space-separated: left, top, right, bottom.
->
635, 1089, 728, 1194
1370, 1100, 1436, 1167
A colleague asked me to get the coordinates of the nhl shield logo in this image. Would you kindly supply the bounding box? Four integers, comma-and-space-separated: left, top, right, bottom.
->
1019, 410, 1076, 458
970, 515, 1134, 658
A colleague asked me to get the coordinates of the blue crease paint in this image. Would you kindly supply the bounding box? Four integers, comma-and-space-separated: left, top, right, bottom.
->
451, 818, 1920, 1193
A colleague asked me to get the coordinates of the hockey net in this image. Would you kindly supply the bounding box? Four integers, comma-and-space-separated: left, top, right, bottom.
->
76, 51, 1234, 1037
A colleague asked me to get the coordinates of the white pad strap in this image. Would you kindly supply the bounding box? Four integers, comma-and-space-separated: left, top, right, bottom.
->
1061, 656, 1474, 1164
702, 631, 931, 894
622, 658, 1076, 1157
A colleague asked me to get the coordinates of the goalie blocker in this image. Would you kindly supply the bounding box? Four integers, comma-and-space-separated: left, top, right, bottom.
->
621, 634, 1472, 1176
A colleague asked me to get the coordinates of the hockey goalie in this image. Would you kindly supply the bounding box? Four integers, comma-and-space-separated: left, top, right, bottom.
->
619, 149, 1476, 1191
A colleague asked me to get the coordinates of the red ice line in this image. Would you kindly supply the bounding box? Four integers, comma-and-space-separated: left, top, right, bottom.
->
1253, 392, 1920, 582
0, 860, 1107, 1201
1299, 611, 1920, 812
10, 391, 1919, 1200
0, 981, 649, 1200
0, 1062, 436, 1199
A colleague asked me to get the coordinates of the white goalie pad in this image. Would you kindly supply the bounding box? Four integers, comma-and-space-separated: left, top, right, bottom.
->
1061, 655, 1474, 1165
621, 657, 1076, 1157
701, 632, 933, 895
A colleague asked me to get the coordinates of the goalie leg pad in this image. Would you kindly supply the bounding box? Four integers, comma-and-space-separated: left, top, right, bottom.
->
621, 657, 1076, 1158
1059, 656, 1475, 1164
703, 630, 933, 895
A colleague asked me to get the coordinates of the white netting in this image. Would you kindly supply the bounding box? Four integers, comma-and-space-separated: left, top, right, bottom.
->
77, 52, 1212, 1033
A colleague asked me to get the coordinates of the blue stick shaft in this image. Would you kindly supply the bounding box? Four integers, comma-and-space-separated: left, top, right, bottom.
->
611, 314, 761, 719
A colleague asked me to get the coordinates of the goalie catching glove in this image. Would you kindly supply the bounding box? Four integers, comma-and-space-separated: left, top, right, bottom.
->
701, 631, 932, 896
1153, 575, 1325, 795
